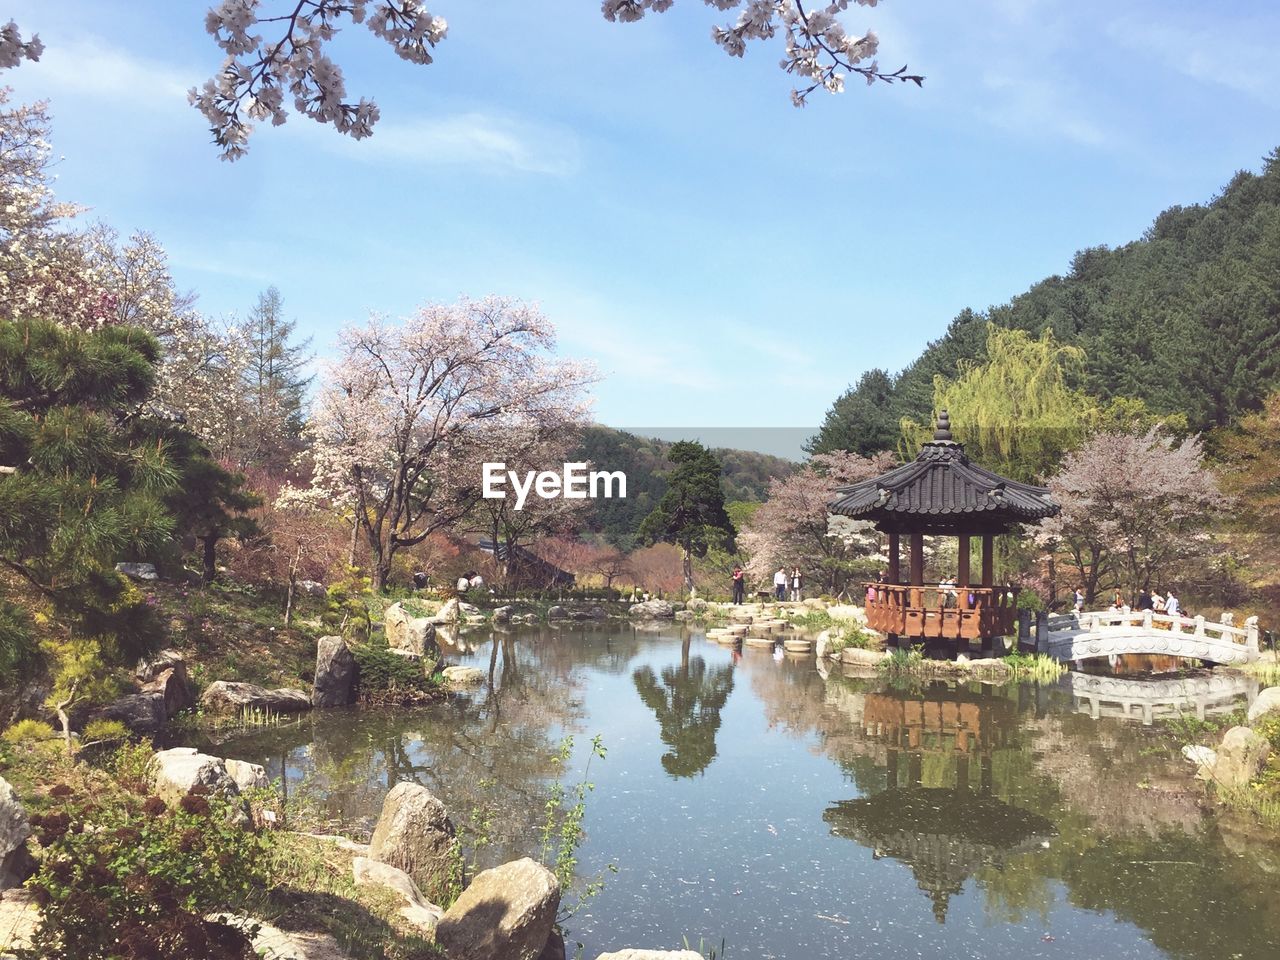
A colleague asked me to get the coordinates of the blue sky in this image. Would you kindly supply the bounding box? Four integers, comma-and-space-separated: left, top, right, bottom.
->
5, 0, 1280, 444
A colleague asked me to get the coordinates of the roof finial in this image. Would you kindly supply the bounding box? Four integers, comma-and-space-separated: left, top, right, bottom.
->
933, 409, 953, 442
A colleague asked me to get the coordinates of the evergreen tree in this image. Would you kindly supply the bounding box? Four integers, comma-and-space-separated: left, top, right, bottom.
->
637, 441, 736, 594
241, 286, 312, 470
807, 368, 898, 456
0, 318, 172, 737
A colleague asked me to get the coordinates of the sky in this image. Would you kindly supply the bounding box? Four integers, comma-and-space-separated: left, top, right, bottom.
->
5, 0, 1280, 452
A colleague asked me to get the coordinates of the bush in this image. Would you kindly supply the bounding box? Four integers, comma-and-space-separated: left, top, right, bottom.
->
80, 718, 129, 745
2, 719, 56, 745
22, 781, 273, 960
351, 643, 439, 702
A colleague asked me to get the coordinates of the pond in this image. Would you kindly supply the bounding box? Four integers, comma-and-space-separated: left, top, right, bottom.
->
191, 625, 1280, 959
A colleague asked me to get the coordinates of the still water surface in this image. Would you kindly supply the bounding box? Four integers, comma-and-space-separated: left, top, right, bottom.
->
197, 625, 1280, 959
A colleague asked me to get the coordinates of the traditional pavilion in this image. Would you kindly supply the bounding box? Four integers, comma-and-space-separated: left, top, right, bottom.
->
828, 410, 1060, 656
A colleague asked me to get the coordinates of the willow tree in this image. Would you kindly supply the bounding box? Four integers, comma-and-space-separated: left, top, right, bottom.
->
901, 324, 1092, 483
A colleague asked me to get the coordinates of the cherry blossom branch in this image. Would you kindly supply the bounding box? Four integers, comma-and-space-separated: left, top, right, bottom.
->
0, 20, 43, 70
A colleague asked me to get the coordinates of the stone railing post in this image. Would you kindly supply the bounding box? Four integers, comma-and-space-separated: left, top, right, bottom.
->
1035, 612, 1049, 655
1142, 609, 1152, 630
1194, 615, 1205, 637
1246, 615, 1260, 652
1019, 610, 1031, 650
1221, 611, 1234, 627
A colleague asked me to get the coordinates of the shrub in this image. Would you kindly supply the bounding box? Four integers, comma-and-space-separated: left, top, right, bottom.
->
351, 643, 439, 702
22, 782, 273, 960
80, 719, 129, 745
2, 719, 57, 745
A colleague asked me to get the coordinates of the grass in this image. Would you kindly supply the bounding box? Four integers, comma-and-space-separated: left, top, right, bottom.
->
1001, 651, 1067, 683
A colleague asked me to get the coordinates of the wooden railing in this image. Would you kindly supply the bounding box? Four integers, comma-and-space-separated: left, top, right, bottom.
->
863, 583, 1020, 641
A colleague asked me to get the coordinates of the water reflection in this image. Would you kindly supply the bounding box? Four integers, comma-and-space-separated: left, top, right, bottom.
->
184, 626, 1280, 959
632, 638, 735, 778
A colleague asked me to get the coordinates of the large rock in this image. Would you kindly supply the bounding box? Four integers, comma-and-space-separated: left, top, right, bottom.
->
352, 856, 444, 935
546, 605, 569, 621
136, 648, 187, 683
141, 663, 195, 719
1181, 745, 1218, 781
298, 579, 327, 598
150, 747, 240, 806
224, 758, 269, 794
493, 605, 513, 624
368, 782, 459, 900
115, 561, 158, 581
1247, 686, 1280, 725
384, 602, 441, 670
442, 665, 486, 687
840, 646, 888, 665
433, 598, 463, 624
98, 691, 167, 732
1214, 726, 1272, 789
200, 681, 312, 715
209, 915, 350, 960
595, 952, 703, 960
434, 858, 560, 960
0, 776, 33, 890
685, 598, 709, 614
628, 600, 674, 620
313, 636, 356, 707
0, 889, 38, 952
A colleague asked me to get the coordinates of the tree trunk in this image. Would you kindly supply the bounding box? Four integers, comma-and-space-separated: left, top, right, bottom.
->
681, 545, 693, 595
201, 533, 218, 584
284, 544, 301, 627
56, 680, 79, 753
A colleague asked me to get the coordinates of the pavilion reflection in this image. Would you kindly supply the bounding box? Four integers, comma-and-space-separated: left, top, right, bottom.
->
826, 685, 1055, 923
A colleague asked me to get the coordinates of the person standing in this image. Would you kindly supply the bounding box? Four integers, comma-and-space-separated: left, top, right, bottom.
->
790, 566, 803, 602
774, 567, 787, 601
1073, 587, 1085, 614
1165, 589, 1180, 618
731, 564, 745, 604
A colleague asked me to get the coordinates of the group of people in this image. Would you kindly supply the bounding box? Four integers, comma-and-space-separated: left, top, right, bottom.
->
1073, 586, 1182, 617
728, 565, 804, 604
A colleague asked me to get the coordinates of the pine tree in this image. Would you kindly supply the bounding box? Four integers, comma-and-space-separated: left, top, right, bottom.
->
638, 441, 736, 594
241, 286, 311, 470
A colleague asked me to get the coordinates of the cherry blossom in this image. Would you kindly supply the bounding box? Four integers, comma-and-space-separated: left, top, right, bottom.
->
0, 21, 42, 70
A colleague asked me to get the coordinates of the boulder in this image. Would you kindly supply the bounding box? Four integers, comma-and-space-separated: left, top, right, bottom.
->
686, 598, 709, 614
368, 782, 459, 900
313, 636, 356, 707
98, 691, 167, 733
1247, 686, 1280, 725
0, 776, 33, 891
142, 666, 196, 720
588, 605, 608, 620
547, 605, 569, 621
493, 605, 513, 624
629, 600, 674, 620
0, 889, 38, 953
674, 610, 695, 621
433, 598, 463, 624
115, 561, 158, 581
150, 747, 239, 806
1181, 745, 1218, 780
136, 648, 187, 683
384, 602, 441, 670
840, 646, 888, 665
352, 856, 444, 935
538, 932, 567, 960
434, 858, 560, 960
298, 579, 327, 598
200, 681, 312, 716
209, 915, 350, 960
595, 952, 703, 960
224, 758, 269, 794
1214, 726, 1272, 789
442, 665, 486, 687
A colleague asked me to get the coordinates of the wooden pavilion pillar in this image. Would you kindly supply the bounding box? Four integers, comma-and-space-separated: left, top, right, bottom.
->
957, 534, 971, 588
980, 534, 994, 587
887, 532, 901, 583
909, 533, 924, 586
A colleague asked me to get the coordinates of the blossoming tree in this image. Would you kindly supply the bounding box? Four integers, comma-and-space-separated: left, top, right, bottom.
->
303, 296, 594, 591
740, 449, 892, 596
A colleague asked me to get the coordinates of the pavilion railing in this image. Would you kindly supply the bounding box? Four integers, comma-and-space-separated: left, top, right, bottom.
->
863, 583, 1020, 641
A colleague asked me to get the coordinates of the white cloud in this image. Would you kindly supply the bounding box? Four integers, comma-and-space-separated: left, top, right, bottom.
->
1104, 12, 1280, 100
303, 111, 583, 177
18, 37, 193, 112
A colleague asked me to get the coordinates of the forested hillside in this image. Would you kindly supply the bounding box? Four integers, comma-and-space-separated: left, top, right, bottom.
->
574, 426, 795, 548
810, 148, 1280, 455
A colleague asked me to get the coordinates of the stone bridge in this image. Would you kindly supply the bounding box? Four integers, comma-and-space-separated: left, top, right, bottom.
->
1068, 671, 1260, 724
1029, 610, 1261, 666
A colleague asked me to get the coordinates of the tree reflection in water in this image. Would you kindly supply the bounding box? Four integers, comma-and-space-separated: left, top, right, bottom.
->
632, 638, 735, 778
